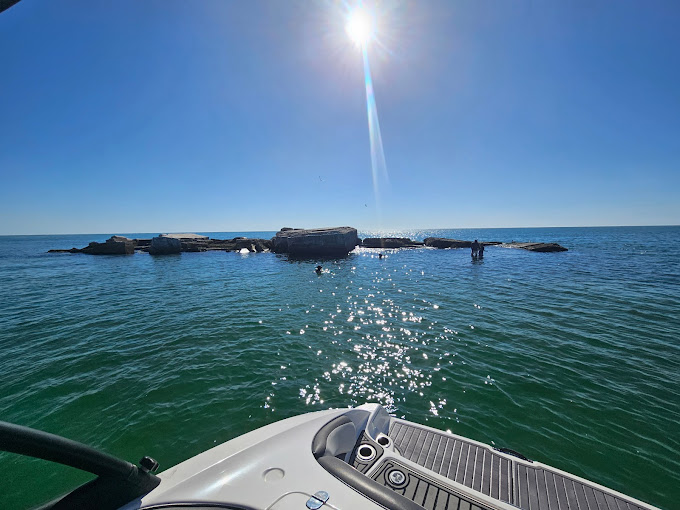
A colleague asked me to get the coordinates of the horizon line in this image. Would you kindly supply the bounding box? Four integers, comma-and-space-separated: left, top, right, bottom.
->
1, 224, 678, 237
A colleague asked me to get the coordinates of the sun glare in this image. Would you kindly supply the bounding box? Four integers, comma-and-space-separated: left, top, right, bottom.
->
346, 7, 373, 47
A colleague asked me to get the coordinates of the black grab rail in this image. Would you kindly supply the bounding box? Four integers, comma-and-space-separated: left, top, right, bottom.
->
312, 415, 424, 510
0, 420, 160, 510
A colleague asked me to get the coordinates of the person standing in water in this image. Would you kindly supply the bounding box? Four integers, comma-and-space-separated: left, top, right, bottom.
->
471, 239, 480, 258
479, 242, 485, 258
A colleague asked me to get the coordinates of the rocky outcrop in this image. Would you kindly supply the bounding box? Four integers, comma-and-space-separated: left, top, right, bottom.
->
149, 235, 182, 255
133, 238, 151, 249
503, 242, 568, 252
228, 238, 271, 252
149, 233, 208, 253
424, 238, 471, 249
196, 237, 272, 253
88, 236, 135, 254
49, 230, 566, 256
361, 237, 423, 248
48, 248, 81, 254
180, 240, 208, 252
424, 238, 502, 249
48, 236, 136, 255
50, 234, 273, 255
161, 233, 209, 240
272, 227, 358, 257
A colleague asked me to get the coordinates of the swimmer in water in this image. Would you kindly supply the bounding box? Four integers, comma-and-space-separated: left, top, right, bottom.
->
378, 253, 383, 259
315, 265, 322, 274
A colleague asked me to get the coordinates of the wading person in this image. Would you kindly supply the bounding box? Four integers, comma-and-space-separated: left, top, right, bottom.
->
471, 239, 480, 258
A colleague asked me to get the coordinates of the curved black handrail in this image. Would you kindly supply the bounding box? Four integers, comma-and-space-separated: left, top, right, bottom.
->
0, 421, 140, 480
317, 456, 424, 510
312, 415, 423, 510
0, 0, 22, 15
0, 420, 160, 509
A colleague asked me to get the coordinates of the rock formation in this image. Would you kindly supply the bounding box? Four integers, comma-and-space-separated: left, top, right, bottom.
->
48, 235, 135, 255
424, 238, 502, 249
503, 242, 568, 252
133, 238, 151, 249
361, 238, 424, 248
48, 229, 567, 256
272, 227, 359, 257
50, 234, 273, 255
424, 238, 471, 249
149, 235, 182, 255
229, 238, 271, 252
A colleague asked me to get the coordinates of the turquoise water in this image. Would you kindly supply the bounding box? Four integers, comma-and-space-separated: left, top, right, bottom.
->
0, 226, 678, 509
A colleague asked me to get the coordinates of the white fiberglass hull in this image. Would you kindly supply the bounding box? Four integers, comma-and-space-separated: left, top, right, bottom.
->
123, 404, 660, 510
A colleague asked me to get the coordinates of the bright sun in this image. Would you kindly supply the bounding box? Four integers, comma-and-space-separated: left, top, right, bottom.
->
345, 7, 374, 47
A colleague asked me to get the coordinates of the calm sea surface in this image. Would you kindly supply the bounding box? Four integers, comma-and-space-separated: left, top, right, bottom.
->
1, 226, 678, 509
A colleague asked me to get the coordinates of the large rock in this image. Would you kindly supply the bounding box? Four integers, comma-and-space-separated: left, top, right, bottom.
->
153, 233, 210, 252
504, 242, 567, 252
272, 227, 359, 257
79, 236, 135, 255
361, 237, 423, 248
424, 237, 471, 248
424, 238, 501, 249
149, 235, 182, 255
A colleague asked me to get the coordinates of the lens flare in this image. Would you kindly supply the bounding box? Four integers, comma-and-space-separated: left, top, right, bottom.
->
345, 7, 374, 48
362, 47, 388, 211
345, 4, 389, 218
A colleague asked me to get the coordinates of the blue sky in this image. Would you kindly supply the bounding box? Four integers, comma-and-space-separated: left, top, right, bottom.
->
1, 0, 678, 234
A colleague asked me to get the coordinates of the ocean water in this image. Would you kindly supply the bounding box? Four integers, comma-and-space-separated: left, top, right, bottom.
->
0, 226, 678, 509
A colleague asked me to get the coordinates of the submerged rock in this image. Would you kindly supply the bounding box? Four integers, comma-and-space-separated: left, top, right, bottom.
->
504, 242, 568, 252
272, 227, 359, 257
48, 247, 81, 253
361, 237, 423, 248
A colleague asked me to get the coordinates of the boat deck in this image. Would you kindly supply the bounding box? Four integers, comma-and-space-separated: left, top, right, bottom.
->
388, 420, 647, 510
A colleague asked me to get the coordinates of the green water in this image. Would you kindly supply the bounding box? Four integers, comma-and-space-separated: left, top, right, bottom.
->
0, 227, 678, 509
